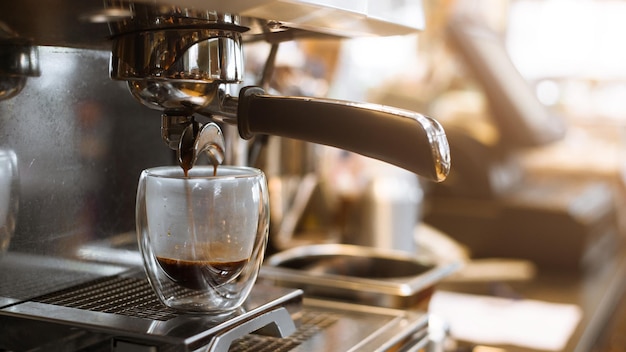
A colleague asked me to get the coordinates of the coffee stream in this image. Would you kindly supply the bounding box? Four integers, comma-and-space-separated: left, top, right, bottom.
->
157, 123, 244, 291
180, 155, 218, 177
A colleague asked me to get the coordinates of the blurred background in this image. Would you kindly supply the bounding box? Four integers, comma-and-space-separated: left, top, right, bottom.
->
254, 1, 626, 350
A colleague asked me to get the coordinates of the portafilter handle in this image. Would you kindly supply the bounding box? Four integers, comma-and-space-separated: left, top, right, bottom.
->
231, 86, 450, 182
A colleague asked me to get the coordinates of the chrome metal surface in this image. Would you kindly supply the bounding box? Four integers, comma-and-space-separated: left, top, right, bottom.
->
0, 26, 40, 77
0, 22, 40, 101
0, 47, 172, 256
111, 25, 243, 114
0, 1, 425, 52
228, 309, 341, 351
261, 244, 461, 309
162, 114, 193, 149
126, 80, 222, 114
1, 266, 302, 351
178, 121, 225, 169
106, 2, 244, 36
206, 307, 295, 352
292, 298, 430, 352
0, 251, 433, 351
110, 23, 244, 83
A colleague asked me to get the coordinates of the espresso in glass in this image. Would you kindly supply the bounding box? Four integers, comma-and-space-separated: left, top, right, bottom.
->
156, 243, 249, 290
136, 166, 269, 313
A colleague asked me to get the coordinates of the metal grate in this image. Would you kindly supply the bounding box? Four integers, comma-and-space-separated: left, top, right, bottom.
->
229, 309, 339, 352
0, 259, 103, 302
32, 275, 180, 321
28, 275, 340, 352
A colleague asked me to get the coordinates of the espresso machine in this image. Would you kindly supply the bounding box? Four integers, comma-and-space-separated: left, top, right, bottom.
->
0, 1, 453, 350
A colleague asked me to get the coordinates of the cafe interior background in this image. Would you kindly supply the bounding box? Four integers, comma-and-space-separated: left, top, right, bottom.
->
2, 0, 626, 351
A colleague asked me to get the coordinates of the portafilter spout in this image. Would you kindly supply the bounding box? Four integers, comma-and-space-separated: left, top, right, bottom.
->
177, 120, 225, 172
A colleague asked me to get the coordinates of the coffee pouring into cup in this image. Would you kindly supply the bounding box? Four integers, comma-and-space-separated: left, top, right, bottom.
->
137, 122, 270, 314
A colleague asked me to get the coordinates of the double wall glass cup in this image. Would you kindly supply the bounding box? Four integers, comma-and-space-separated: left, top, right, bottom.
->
136, 165, 269, 314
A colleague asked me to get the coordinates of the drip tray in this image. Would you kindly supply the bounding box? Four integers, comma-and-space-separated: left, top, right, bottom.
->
1, 270, 301, 352
0, 254, 431, 351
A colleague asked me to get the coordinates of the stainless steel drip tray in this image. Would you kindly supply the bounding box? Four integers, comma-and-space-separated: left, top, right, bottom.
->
260, 244, 461, 309
0, 252, 433, 351
288, 298, 430, 352
0, 269, 302, 352
1, 284, 431, 352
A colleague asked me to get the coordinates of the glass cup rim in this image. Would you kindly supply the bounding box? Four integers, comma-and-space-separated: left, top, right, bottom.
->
143, 165, 263, 180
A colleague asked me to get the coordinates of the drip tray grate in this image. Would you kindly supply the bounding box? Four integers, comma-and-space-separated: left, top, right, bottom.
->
32, 275, 179, 321
1, 259, 430, 351
230, 310, 340, 352
28, 274, 340, 351
0, 253, 129, 304
3, 272, 307, 350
